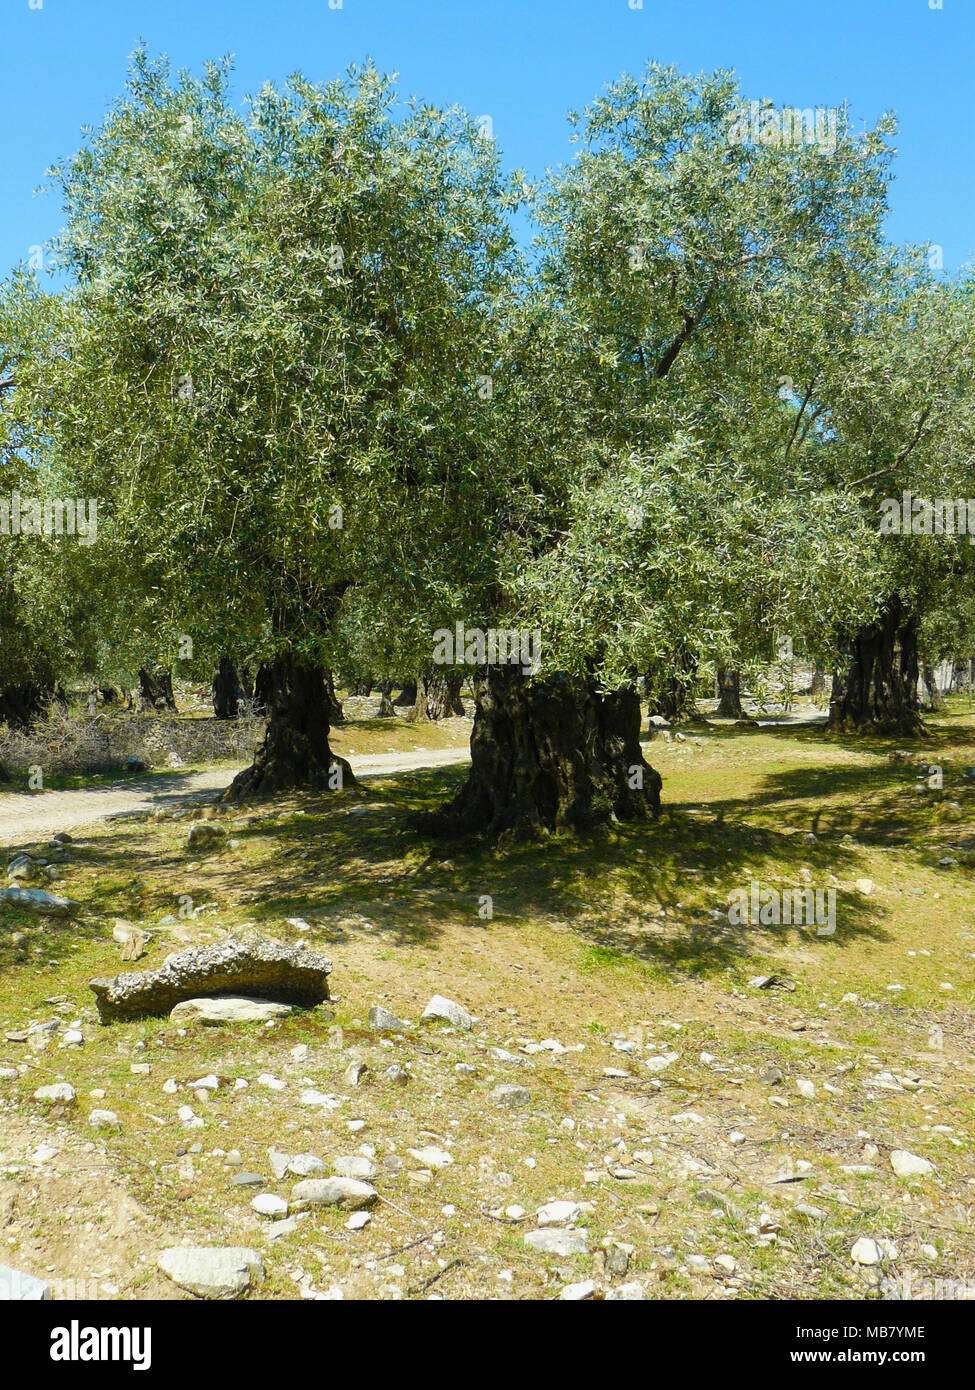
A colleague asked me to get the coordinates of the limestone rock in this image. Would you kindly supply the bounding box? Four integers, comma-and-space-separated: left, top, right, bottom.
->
157, 1246, 264, 1298
170, 996, 295, 1026
89, 936, 331, 1023
289, 1177, 378, 1211
421, 995, 472, 1030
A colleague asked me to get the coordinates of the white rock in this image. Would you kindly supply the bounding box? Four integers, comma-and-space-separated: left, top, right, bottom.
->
170, 997, 293, 1025
561, 1279, 595, 1300
407, 1147, 452, 1171
289, 1177, 378, 1211
536, 1200, 581, 1227
287, 1153, 325, 1178
157, 1246, 264, 1298
251, 1193, 289, 1219
524, 1228, 588, 1256
333, 1155, 378, 1180
890, 1150, 934, 1178
796, 1078, 816, 1099
33, 1083, 76, 1104
88, 1109, 120, 1129
299, 1089, 340, 1111
421, 994, 472, 1030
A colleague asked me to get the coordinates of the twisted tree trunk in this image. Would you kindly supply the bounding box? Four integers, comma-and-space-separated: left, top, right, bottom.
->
645, 649, 700, 724
715, 667, 743, 719
0, 683, 51, 728
138, 666, 177, 712
408, 670, 465, 722
827, 593, 923, 735
212, 656, 242, 720
416, 665, 661, 840
377, 679, 395, 718
224, 654, 353, 800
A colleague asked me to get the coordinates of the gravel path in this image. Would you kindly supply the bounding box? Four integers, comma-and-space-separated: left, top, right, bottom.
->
0, 747, 470, 847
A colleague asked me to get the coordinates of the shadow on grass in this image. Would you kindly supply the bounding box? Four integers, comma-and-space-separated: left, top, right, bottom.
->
16, 708, 968, 980
29, 756, 894, 981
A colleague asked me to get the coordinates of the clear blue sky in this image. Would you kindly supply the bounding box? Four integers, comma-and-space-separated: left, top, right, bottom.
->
2, 0, 972, 280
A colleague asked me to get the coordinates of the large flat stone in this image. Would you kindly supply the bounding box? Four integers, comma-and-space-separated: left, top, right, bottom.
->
0, 886, 80, 917
89, 935, 331, 1023
0, 1264, 52, 1299
170, 996, 294, 1025
157, 1246, 264, 1299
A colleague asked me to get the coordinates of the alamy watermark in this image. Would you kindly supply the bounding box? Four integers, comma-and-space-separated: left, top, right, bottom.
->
879, 491, 975, 544
728, 880, 836, 936
432, 622, 542, 675
728, 102, 839, 154
0, 492, 98, 545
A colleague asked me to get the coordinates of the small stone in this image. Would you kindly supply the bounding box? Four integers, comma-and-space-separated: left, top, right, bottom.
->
88, 1109, 120, 1129
382, 1065, 410, 1087
523, 1228, 588, 1257
796, 1078, 816, 1099
561, 1279, 595, 1300
407, 1146, 452, 1170
33, 1083, 76, 1105
289, 1177, 378, 1211
345, 1212, 371, 1231
287, 1154, 326, 1178
250, 1193, 289, 1219
333, 1155, 378, 1180
490, 1083, 530, 1109
421, 994, 472, 1030
851, 1237, 880, 1266
536, 1200, 581, 1227
368, 1005, 407, 1032
157, 1246, 264, 1299
890, 1150, 934, 1178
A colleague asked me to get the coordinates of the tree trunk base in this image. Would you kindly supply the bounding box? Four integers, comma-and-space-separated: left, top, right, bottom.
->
828, 594, 924, 736
415, 667, 661, 841
408, 671, 465, 722
223, 655, 354, 801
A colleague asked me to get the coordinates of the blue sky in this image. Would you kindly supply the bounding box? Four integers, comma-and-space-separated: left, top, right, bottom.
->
2, 0, 972, 280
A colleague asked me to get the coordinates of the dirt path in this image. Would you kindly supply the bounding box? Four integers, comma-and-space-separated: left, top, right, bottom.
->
0, 747, 470, 846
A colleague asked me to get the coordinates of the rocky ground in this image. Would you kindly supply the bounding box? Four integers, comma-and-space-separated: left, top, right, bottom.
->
0, 705, 973, 1301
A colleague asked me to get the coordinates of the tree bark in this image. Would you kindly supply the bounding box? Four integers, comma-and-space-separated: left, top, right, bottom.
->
376, 679, 395, 718
408, 670, 465, 722
645, 649, 700, 724
324, 669, 345, 724
827, 594, 924, 735
223, 653, 353, 801
715, 667, 743, 719
138, 666, 177, 712
920, 659, 942, 712
416, 665, 661, 840
212, 656, 241, 720
0, 683, 52, 728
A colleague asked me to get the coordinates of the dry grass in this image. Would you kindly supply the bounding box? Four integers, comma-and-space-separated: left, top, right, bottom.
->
0, 698, 972, 1301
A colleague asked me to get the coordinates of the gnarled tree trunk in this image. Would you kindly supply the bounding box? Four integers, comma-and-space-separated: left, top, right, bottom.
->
408, 670, 465, 722
376, 679, 395, 718
0, 683, 51, 728
324, 669, 344, 725
138, 665, 177, 712
645, 648, 700, 724
224, 653, 353, 801
212, 656, 242, 720
828, 593, 923, 735
715, 667, 743, 719
416, 665, 661, 840
920, 659, 942, 712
